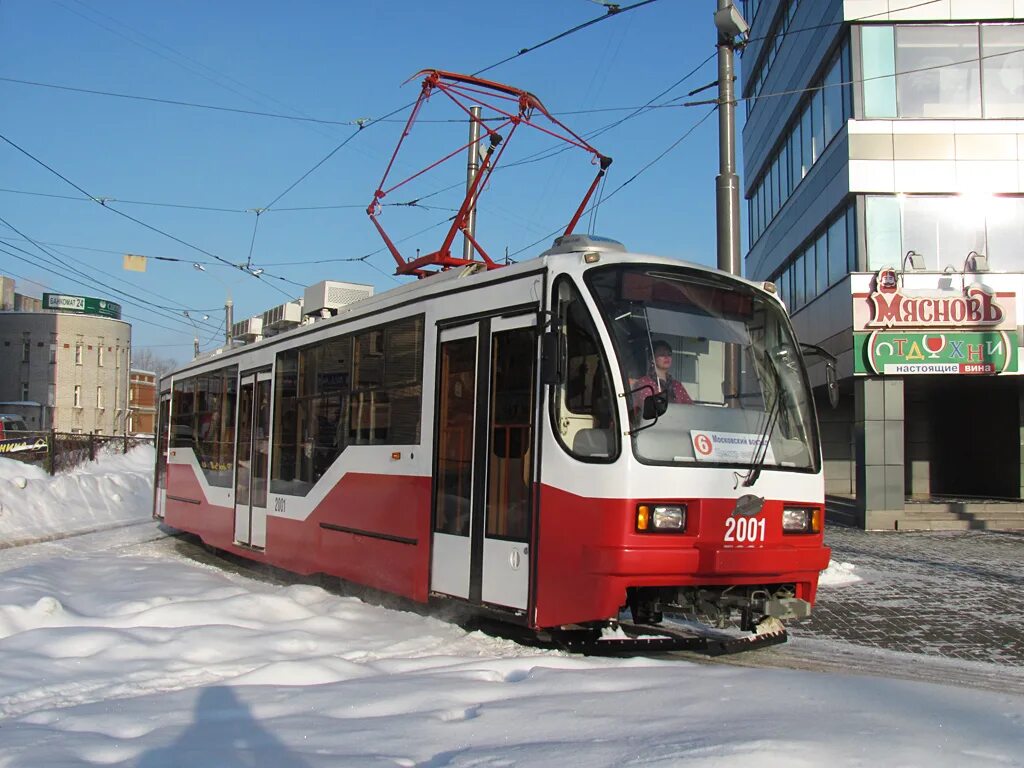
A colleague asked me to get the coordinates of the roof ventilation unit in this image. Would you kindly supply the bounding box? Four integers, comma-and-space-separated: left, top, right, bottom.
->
262, 300, 303, 336
231, 316, 263, 344
303, 280, 374, 319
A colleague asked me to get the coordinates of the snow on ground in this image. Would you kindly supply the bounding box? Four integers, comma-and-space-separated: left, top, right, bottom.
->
818, 559, 862, 586
0, 452, 1021, 767
0, 446, 154, 546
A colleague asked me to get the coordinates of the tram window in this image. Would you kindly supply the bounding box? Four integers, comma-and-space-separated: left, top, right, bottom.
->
171, 378, 195, 448
487, 328, 534, 540
435, 337, 475, 536
170, 367, 237, 488
551, 278, 618, 461
271, 315, 424, 496
194, 366, 237, 488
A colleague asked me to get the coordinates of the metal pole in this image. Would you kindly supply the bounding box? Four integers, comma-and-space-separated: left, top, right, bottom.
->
463, 106, 482, 261
716, 0, 744, 405
716, 0, 741, 278
225, 298, 233, 346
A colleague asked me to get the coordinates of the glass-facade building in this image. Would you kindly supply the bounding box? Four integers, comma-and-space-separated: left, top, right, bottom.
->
741, 0, 1024, 529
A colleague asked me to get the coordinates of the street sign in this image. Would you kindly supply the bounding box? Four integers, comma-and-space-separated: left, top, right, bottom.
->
42, 293, 122, 319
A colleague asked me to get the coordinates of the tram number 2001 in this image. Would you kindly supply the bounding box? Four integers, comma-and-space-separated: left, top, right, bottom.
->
724, 516, 766, 543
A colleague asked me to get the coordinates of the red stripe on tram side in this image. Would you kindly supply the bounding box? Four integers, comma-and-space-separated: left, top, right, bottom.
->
287, 472, 433, 602
164, 462, 433, 601
163, 462, 235, 547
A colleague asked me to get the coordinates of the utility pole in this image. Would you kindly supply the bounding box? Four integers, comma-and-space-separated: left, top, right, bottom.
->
713, 0, 747, 278
225, 298, 233, 346
713, 1, 749, 405
463, 106, 482, 261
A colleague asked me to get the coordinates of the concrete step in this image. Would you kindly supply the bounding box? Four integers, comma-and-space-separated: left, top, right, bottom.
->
825, 495, 1024, 531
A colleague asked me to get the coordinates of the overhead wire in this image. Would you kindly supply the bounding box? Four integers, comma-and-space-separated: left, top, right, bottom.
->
740, 44, 1024, 108
472, 0, 661, 76
507, 106, 719, 259
0, 224, 223, 333
0, 254, 190, 334
0, 130, 298, 301
0, 239, 213, 334
6, 0, 669, 306
0, 233, 221, 318
58, 0, 354, 143
744, 0, 944, 48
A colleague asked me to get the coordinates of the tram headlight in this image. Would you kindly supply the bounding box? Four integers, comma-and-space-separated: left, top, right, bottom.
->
636, 504, 687, 532
782, 506, 821, 534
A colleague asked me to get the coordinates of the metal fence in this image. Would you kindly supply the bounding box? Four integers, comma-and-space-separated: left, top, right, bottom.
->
0, 432, 155, 474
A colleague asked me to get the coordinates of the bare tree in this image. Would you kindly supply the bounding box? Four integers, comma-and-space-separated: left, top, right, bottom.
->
130, 348, 179, 380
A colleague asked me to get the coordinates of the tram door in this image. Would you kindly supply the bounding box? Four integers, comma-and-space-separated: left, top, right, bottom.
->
234, 371, 272, 549
153, 391, 171, 520
431, 315, 536, 610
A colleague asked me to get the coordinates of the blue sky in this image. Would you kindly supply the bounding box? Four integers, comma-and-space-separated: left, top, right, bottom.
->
1, 0, 741, 359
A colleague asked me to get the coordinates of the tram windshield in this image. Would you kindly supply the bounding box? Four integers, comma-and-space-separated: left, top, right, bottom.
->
586, 265, 819, 471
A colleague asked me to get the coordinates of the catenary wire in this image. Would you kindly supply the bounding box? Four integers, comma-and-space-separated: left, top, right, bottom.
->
0, 256, 191, 335
0, 236, 223, 335
0, 130, 299, 301
507, 106, 719, 259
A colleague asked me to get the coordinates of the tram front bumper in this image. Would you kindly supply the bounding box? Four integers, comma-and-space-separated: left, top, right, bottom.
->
583, 544, 830, 579
711, 545, 831, 575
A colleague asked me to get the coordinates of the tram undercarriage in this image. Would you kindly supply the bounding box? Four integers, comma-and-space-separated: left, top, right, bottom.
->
626, 583, 811, 633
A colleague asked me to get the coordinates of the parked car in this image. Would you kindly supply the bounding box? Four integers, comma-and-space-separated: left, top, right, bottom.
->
0, 414, 29, 439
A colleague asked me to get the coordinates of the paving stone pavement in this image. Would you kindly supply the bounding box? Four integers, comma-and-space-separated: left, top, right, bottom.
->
790, 526, 1024, 667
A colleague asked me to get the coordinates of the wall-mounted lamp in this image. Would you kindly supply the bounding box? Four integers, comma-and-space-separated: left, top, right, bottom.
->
901, 250, 925, 271
964, 250, 989, 273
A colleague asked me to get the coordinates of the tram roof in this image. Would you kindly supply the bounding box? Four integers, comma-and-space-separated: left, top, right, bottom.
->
163, 237, 772, 382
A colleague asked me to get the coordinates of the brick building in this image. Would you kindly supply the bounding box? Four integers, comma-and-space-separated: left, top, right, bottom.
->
129, 370, 157, 434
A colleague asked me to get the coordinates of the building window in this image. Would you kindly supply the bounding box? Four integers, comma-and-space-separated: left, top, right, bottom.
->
897, 25, 980, 119
771, 203, 856, 311
860, 23, 1024, 119
743, 0, 803, 115
982, 25, 1024, 118
747, 40, 851, 245
864, 194, 1024, 271
98, 345, 104, 367
21, 382, 29, 400
97, 387, 104, 409
49, 343, 57, 364
22, 338, 30, 363
75, 343, 83, 365
74, 385, 81, 408
48, 383, 55, 407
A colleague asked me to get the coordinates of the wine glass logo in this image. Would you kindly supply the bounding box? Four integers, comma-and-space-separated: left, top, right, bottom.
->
923, 334, 946, 358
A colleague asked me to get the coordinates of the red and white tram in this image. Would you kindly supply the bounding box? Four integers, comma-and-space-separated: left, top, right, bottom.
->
155, 234, 834, 645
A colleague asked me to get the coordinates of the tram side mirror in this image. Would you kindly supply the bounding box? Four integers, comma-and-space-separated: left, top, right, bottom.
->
825, 361, 839, 409
540, 331, 561, 385
642, 392, 669, 420
799, 343, 839, 410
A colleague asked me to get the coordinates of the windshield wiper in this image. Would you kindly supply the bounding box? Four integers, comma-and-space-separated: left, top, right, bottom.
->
740, 352, 782, 488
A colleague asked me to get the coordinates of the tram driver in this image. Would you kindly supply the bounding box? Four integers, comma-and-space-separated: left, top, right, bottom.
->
630, 340, 693, 413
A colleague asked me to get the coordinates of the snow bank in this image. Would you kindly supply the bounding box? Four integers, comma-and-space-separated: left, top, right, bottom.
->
0, 445, 154, 545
